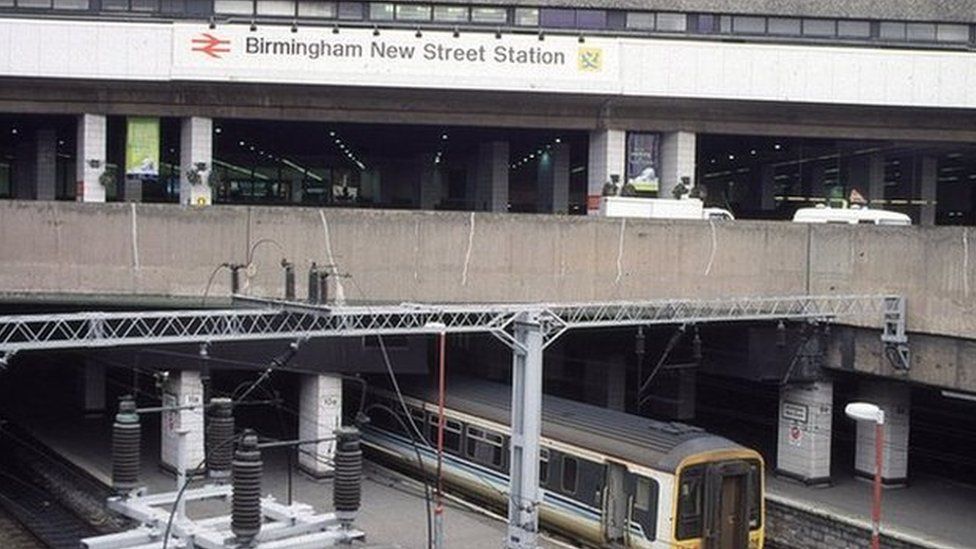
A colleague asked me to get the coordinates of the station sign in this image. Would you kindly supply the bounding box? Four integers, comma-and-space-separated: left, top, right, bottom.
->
172, 24, 620, 94
782, 401, 809, 423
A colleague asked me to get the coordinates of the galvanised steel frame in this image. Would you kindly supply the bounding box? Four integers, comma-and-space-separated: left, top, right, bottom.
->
0, 293, 907, 548
0, 294, 903, 354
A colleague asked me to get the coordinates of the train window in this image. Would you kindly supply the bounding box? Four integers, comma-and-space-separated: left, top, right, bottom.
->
466, 426, 504, 467
655, 12, 686, 32
539, 448, 550, 484
676, 465, 704, 540
426, 414, 462, 452
514, 8, 538, 27
561, 456, 578, 494
635, 477, 651, 511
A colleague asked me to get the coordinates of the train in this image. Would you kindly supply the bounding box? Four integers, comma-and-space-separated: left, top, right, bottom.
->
357, 377, 764, 549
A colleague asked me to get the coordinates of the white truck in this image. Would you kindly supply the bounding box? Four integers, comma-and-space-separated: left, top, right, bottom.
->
791, 205, 911, 225
598, 196, 735, 221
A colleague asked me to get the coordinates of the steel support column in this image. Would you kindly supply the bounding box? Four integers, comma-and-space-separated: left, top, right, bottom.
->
507, 311, 543, 549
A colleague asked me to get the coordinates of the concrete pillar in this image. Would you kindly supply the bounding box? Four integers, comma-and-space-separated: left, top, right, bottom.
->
476, 141, 509, 212
587, 129, 625, 214
659, 131, 697, 199
179, 117, 213, 207
919, 155, 937, 226
35, 129, 57, 201
80, 358, 106, 417
760, 164, 777, 211
161, 369, 205, 473
76, 114, 107, 203
537, 143, 570, 214
854, 381, 910, 486
776, 381, 832, 485
419, 154, 443, 210
298, 373, 342, 478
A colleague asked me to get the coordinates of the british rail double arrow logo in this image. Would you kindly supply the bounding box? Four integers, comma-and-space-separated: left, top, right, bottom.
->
192, 33, 231, 59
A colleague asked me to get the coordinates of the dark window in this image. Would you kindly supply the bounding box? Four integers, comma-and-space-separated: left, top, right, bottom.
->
337, 1, 363, 19
606, 11, 626, 30
539, 448, 550, 484
693, 14, 719, 33
676, 465, 704, 540
426, 414, 462, 452
561, 456, 578, 494
540, 8, 575, 29
576, 9, 606, 30
466, 426, 504, 467
880, 22, 906, 41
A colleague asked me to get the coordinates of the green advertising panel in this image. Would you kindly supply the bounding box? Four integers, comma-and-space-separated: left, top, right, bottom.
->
125, 117, 160, 177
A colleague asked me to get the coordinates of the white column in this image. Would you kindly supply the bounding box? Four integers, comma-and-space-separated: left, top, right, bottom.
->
776, 381, 833, 485
854, 381, 910, 486
659, 131, 697, 199
298, 374, 342, 478
587, 129, 625, 214
919, 155, 937, 226
161, 370, 205, 473
476, 141, 509, 212
81, 358, 106, 417
76, 114, 107, 203
35, 128, 57, 201
180, 117, 213, 207
419, 154, 443, 210
537, 143, 570, 214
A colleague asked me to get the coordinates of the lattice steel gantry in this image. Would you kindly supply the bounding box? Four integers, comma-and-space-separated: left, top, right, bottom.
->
0, 293, 908, 549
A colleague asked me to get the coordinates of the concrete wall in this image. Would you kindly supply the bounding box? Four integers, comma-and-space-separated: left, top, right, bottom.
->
0, 201, 973, 341
827, 327, 976, 393
767, 495, 946, 549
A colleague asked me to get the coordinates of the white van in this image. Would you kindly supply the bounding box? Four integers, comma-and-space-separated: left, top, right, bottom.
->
599, 196, 735, 221
792, 205, 911, 226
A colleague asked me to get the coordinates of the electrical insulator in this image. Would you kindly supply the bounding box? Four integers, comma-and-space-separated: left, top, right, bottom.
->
333, 427, 362, 528
230, 264, 242, 295
232, 430, 262, 545
307, 262, 320, 304
207, 398, 234, 481
283, 261, 295, 301
111, 396, 141, 494
318, 271, 329, 305
634, 326, 645, 357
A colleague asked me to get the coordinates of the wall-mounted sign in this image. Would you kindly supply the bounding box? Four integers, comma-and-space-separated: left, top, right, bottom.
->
782, 401, 809, 423
125, 117, 160, 178
626, 132, 660, 194
172, 25, 618, 93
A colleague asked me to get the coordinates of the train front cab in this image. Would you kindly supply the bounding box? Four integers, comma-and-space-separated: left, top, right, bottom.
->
672, 451, 764, 549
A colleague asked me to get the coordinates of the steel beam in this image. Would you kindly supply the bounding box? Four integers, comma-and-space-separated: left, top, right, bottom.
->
0, 294, 899, 353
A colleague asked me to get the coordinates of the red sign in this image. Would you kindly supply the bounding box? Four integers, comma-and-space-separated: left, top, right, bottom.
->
192, 33, 230, 59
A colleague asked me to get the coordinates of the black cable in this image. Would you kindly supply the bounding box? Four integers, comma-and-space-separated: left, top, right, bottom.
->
365, 403, 433, 549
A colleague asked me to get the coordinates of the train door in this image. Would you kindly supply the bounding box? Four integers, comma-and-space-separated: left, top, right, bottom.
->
703, 461, 750, 549
602, 461, 629, 545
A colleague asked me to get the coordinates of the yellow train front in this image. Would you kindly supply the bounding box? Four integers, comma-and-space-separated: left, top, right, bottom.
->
359, 377, 764, 549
